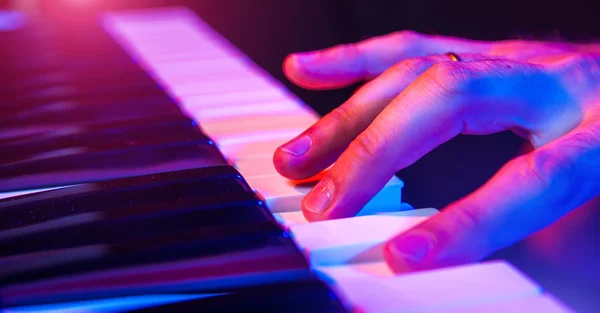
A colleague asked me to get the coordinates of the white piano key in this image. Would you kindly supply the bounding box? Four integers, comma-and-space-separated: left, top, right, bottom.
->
122, 41, 229, 63
105, 18, 206, 37
120, 32, 220, 48
246, 174, 404, 214
316, 260, 543, 313
188, 101, 309, 122
438, 294, 576, 313
166, 77, 280, 98
138, 50, 229, 64
216, 128, 305, 150
202, 112, 317, 142
288, 210, 434, 265
180, 88, 293, 109
148, 59, 254, 81
233, 156, 298, 179
273, 205, 436, 228
116, 36, 222, 57
218, 138, 293, 160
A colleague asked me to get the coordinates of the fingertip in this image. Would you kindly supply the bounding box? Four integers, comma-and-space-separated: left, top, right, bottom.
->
272, 144, 308, 180
383, 240, 417, 274
300, 179, 345, 222
301, 204, 327, 222
282, 53, 300, 80
283, 50, 362, 90
283, 53, 323, 90
383, 229, 438, 274
272, 132, 321, 180
301, 182, 333, 222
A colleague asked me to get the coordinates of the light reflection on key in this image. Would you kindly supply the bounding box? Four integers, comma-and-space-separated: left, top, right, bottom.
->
200, 111, 317, 138
187, 101, 305, 120
0, 185, 76, 201
216, 128, 304, 147
180, 88, 292, 109
166, 76, 273, 97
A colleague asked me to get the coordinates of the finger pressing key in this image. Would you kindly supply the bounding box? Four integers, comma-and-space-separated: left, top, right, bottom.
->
300, 59, 583, 221
274, 54, 482, 180
384, 120, 600, 272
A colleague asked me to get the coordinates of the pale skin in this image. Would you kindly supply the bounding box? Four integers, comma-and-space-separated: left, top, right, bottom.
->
272, 31, 600, 273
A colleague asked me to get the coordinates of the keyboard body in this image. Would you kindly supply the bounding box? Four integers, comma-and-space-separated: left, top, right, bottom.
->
0, 4, 598, 313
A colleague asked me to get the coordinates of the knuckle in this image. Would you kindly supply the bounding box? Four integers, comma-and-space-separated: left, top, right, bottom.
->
417, 61, 470, 102
560, 123, 600, 179
490, 40, 571, 59
516, 121, 600, 208
452, 201, 510, 254
559, 52, 597, 67
551, 53, 600, 105
521, 143, 595, 210
389, 29, 422, 45
424, 200, 490, 252
451, 203, 487, 236
429, 61, 470, 85
389, 57, 432, 77
521, 150, 559, 190
327, 43, 362, 61
351, 127, 386, 161
551, 52, 600, 76
522, 140, 595, 192
328, 104, 359, 126
343, 43, 360, 57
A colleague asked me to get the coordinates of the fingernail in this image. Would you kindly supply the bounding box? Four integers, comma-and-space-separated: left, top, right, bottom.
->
293, 52, 318, 63
388, 232, 435, 263
280, 135, 312, 157
304, 179, 335, 214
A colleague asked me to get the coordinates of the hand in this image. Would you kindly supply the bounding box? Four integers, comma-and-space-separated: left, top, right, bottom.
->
272, 31, 600, 272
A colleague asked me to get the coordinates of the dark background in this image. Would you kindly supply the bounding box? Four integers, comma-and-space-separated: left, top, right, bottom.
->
3, 0, 600, 311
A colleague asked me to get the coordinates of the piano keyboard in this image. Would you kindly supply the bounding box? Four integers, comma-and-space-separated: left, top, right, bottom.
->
0, 6, 575, 313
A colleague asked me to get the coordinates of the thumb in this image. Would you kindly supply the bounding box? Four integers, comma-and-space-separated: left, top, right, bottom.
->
383, 124, 600, 272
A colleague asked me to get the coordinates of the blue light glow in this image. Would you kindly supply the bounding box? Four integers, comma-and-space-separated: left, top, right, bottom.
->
5, 294, 221, 313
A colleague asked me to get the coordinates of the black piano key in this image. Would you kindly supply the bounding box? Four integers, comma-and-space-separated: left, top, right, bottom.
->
0, 79, 165, 115
123, 280, 350, 313
1, 62, 154, 96
1, 229, 310, 306
1, 221, 285, 283
0, 48, 141, 83
2, 120, 210, 166
1, 117, 206, 164
0, 115, 192, 147
0, 165, 246, 230
0, 93, 184, 141
1, 83, 175, 114
0, 138, 227, 192
1, 191, 276, 255
0, 65, 142, 99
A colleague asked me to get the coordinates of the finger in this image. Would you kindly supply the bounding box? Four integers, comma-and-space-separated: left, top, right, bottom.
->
384, 121, 600, 272
274, 54, 457, 180
283, 31, 491, 89
300, 59, 568, 222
